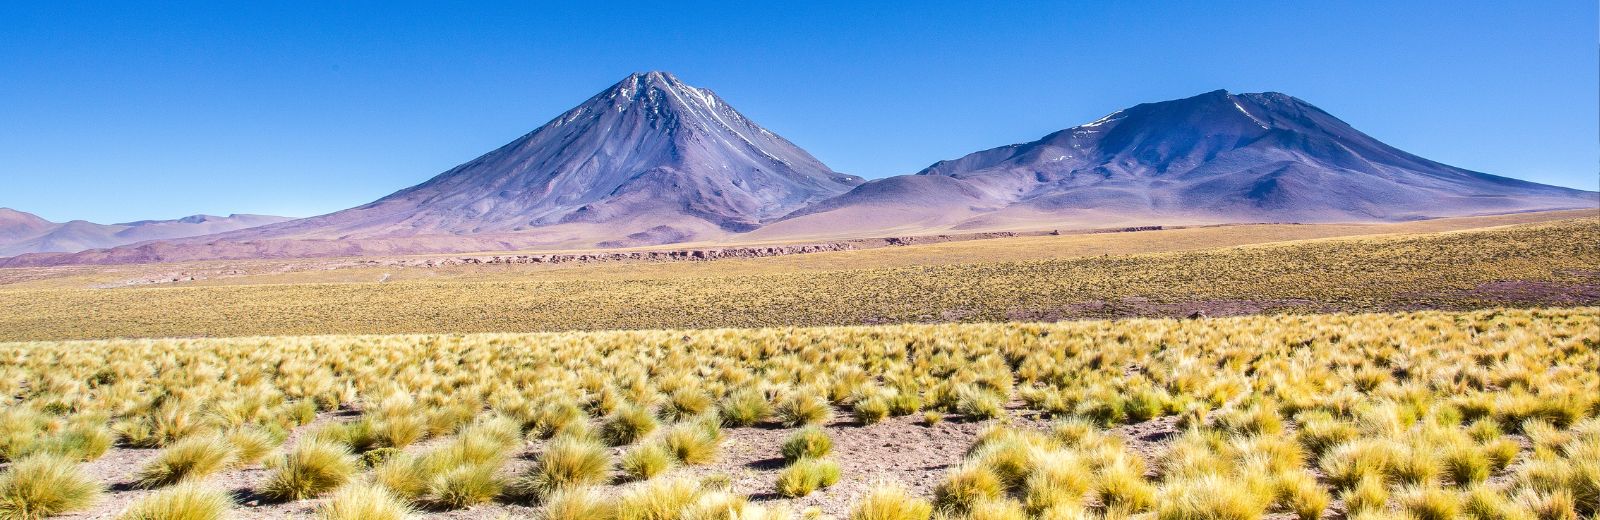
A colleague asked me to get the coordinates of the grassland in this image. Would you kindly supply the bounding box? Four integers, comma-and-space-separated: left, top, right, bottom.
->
1, 307, 1596, 518
0, 215, 1594, 341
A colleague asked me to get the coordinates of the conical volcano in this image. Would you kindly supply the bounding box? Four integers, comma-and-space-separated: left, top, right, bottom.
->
254, 71, 861, 242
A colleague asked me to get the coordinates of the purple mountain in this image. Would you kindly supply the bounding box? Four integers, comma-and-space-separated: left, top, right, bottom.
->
770, 89, 1595, 234
241, 71, 861, 244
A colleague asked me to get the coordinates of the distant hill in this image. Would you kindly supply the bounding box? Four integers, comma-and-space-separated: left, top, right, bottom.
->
0, 209, 291, 257
762, 89, 1595, 236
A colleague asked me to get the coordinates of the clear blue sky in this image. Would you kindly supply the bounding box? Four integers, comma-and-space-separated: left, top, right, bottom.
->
3, 1, 1596, 223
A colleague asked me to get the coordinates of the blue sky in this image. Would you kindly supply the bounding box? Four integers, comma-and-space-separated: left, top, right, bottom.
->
2, 1, 1596, 223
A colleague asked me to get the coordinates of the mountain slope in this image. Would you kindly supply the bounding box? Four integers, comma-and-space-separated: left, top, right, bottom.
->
0, 209, 291, 257
771, 89, 1595, 234
240, 71, 860, 244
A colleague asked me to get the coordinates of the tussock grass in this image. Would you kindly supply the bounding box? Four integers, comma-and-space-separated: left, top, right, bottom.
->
0, 306, 1596, 518
662, 423, 719, 465
511, 437, 611, 501
133, 434, 234, 488
776, 394, 834, 428
614, 477, 702, 520
853, 395, 890, 425
543, 486, 614, 520
0, 454, 101, 519
313, 483, 412, 518
718, 389, 771, 427
261, 438, 358, 501
934, 463, 1005, 514
602, 404, 659, 446
776, 458, 841, 498
850, 482, 932, 520
781, 427, 833, 462
619, 444, 673, 482
316, 483, 412, 520
116, 482, 232, 520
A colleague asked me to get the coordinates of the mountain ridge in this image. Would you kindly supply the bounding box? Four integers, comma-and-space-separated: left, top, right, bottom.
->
0, 208, 293, 257
760, 89, 1594, 236
4, 80, 1594, 266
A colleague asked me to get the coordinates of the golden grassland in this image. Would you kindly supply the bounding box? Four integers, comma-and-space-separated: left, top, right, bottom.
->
1, 307, 1597, 519
1, 216, 1595, 342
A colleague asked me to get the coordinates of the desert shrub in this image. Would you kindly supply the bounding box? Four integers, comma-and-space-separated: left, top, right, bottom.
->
1213, 404, 1284, 436
543, 486, 614, 520
1021, 452, 1092, 514
134, 434, 234, 488
373, 414, 427, 449
316, 483, 412, 520
226, 427, 280, 467
1443, 443, 1493, 486
1155, 475, 1271, 520
956, 387, 1004, 421
1295, 412, 1358, 456
935, 463, 1005, 514
361, 447, 402, 468
1050, 419, 1096, 447
117, 482, 232, 520
699, 473, 734, 492
602, 404, 659, 446
661, 388, 713, 423
0, 454, 101, 519
1096, 457, 1156, 512
923, 411, 944, 426
614, 477, 702, 520
776, 393, 834, 428
685, 489, 787, 520
422, 462, 503, 510
1340, 475, 1390, 516
662, 423, 718, 465
850, 482, 933, 520
776, 458, 841, 498
718, 389, 771, 427
619, 443, 673, 482
261, 438, 358, 501
854, 396, 890, 425
1461, 484, 1530, 520
888, 391, 923, 417
1484, 437, 1521, 471
964, 498, 1027, 520
511, 437, 611, 501
781, 427, 833, 462
1398, 485, 1462, 520
1320, 439, 1404, 490
314, 419, 383, 453
33, 423, 114, 462
1273, 470, 1331, 520
372, 433, 510, 510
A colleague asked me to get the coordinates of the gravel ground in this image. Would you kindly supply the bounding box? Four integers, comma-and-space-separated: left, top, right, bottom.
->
58, 406, 999, 519
53, 402, 1526, 519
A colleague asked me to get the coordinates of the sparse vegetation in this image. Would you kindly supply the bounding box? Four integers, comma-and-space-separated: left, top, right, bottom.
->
5, 215, 1592, 342
0, 454, 101, 519
117, 482, 232, 520
261, 438, 359, 501
315, 483, 412, 520
0, 306, 1595, 518
776, 457, 841, 497
133, 434, 234, 488
781, 427, 833, 462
